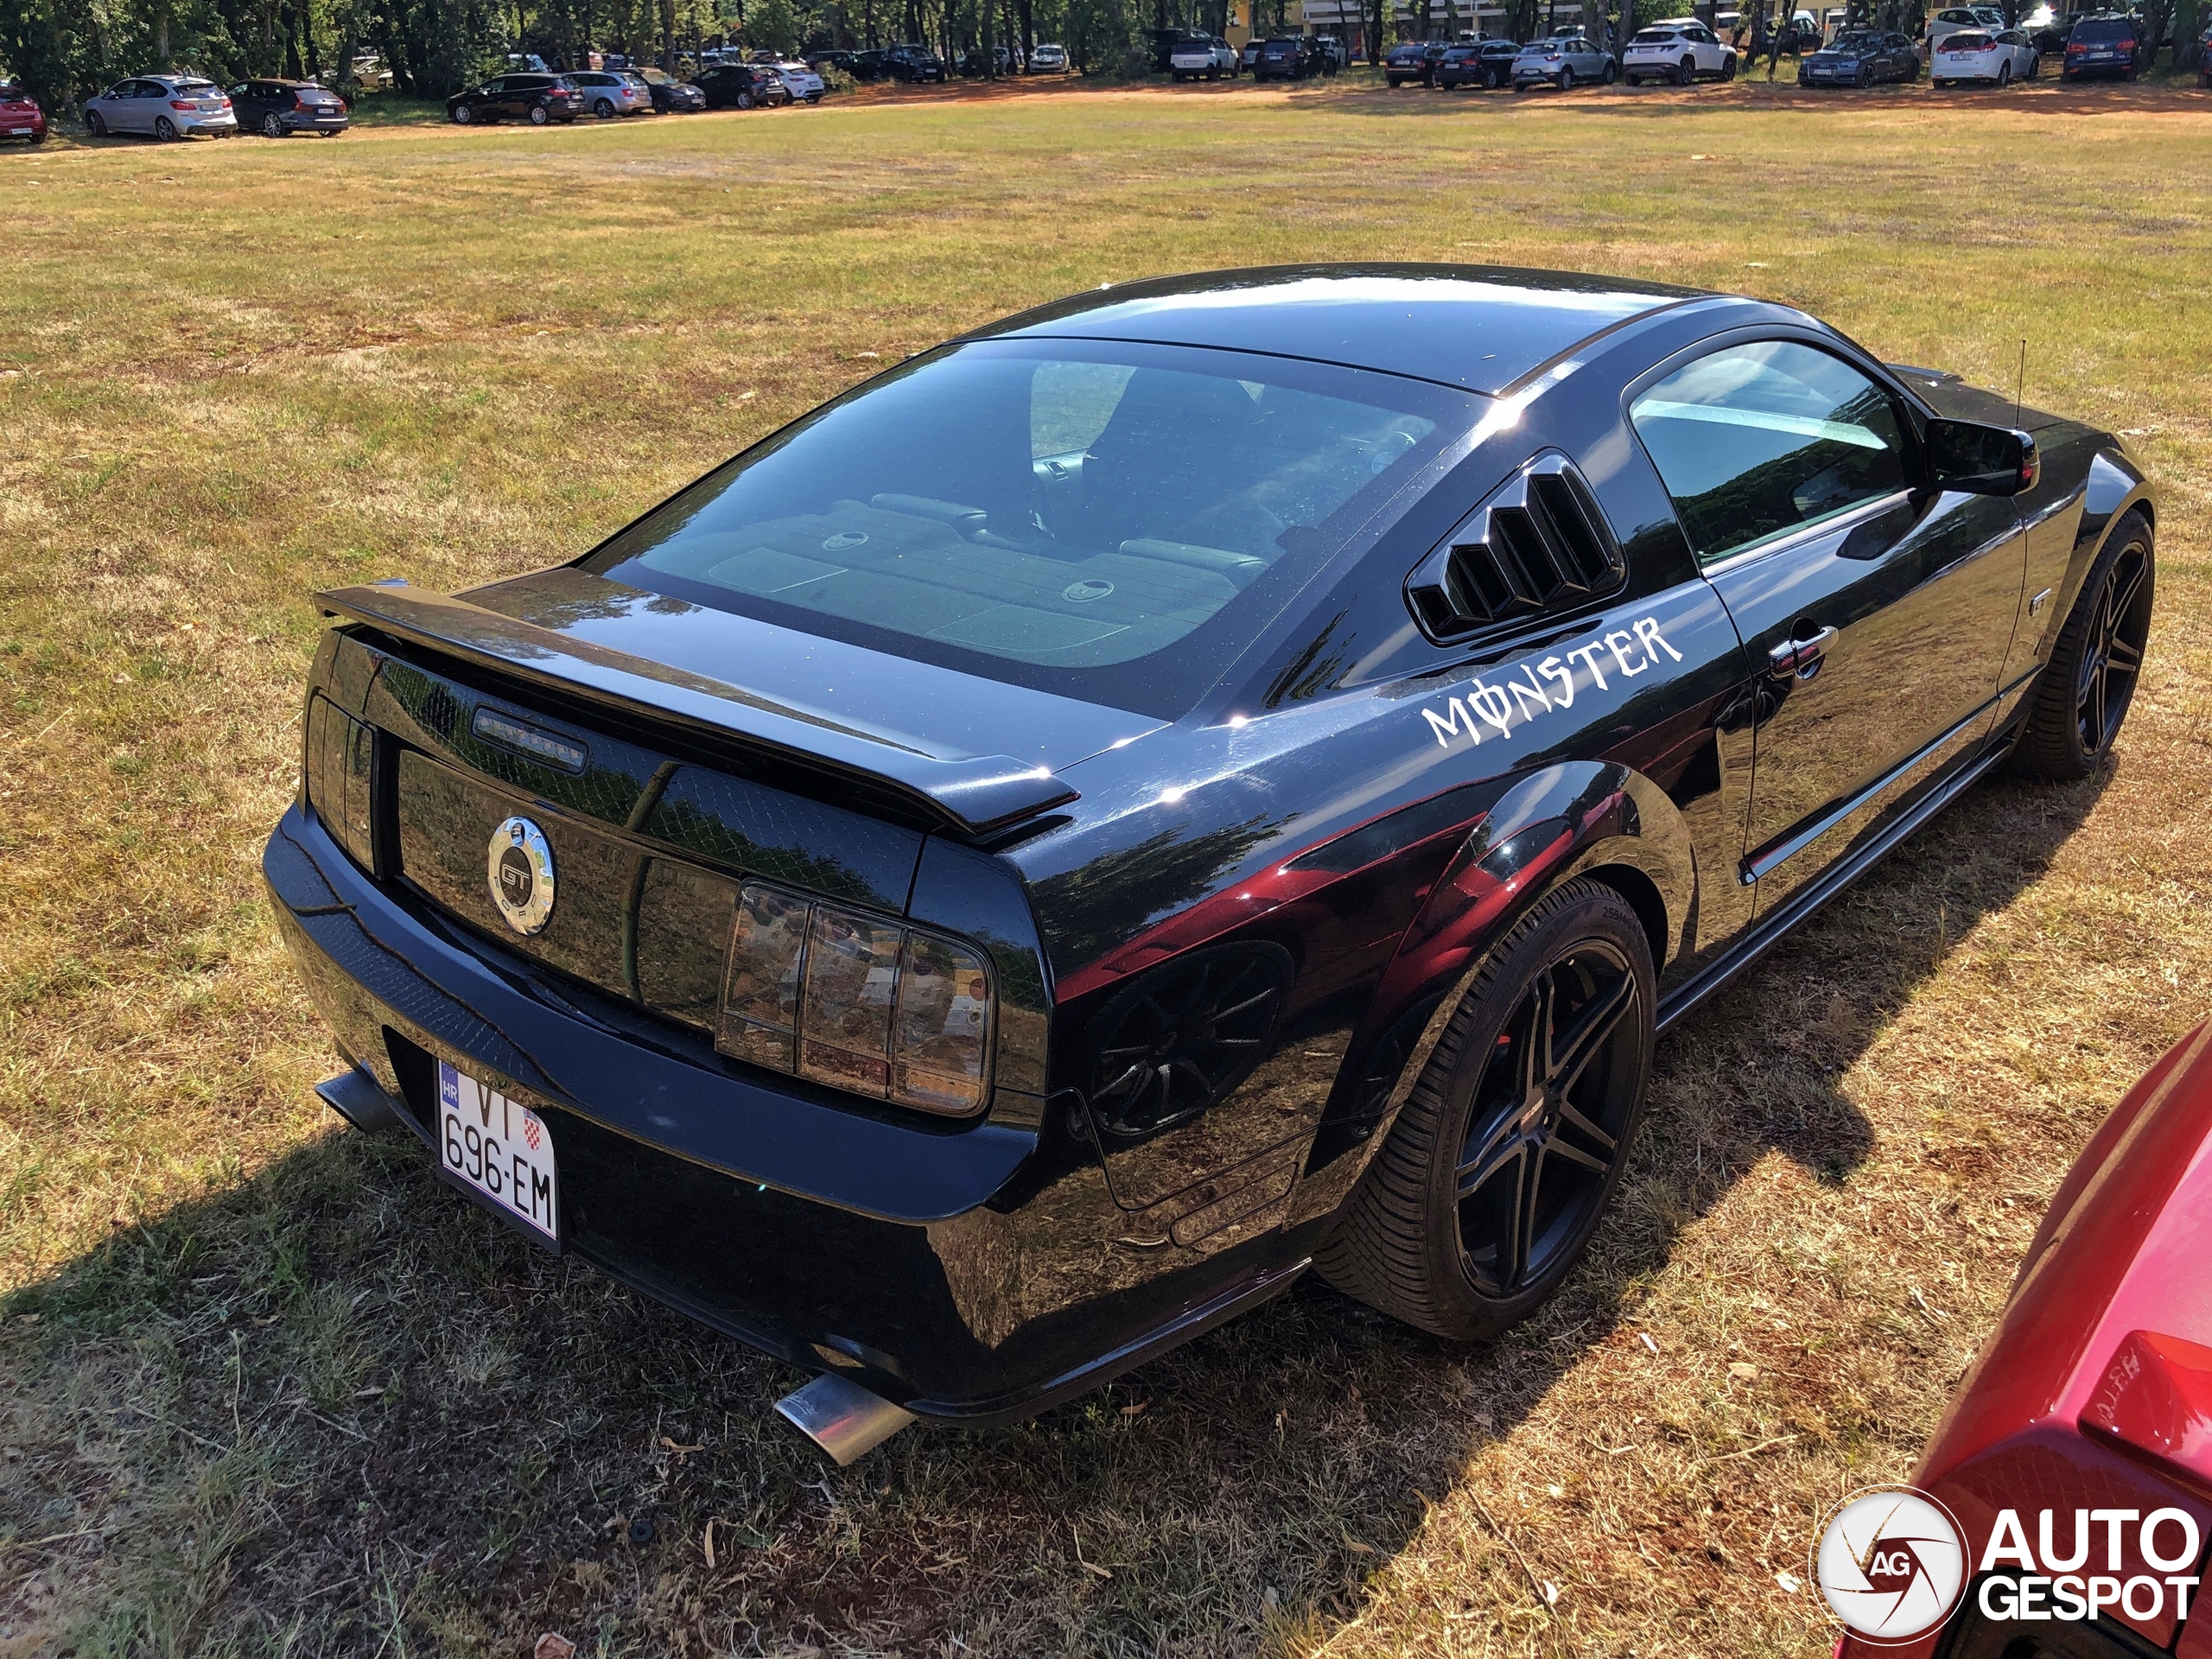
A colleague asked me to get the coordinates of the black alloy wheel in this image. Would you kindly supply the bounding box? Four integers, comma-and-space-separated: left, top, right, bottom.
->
1858, 61, 1874, 86
1085, 943, 1291, 1139
1679, 54, 1695, 82
2017, 509, 2153, 781
1318, 878, 1654, 1340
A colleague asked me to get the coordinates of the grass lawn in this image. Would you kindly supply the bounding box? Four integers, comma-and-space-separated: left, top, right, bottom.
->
3, 76, 2209, 1657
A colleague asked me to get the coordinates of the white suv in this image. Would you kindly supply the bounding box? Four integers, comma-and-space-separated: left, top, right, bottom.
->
1169, 35, 1240, 78
1622, 18, 1735, 83
768, 59, 826, 101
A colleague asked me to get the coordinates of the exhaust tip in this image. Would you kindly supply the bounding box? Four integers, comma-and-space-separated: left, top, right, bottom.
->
315, 1066, 404, 1134
774, 1372, 917, 1466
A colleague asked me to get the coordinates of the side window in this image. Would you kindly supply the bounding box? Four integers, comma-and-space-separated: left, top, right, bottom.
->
1629, 340, 1911, 568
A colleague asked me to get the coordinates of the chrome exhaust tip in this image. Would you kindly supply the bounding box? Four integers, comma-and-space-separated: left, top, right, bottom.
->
773, 1372, 917, 1465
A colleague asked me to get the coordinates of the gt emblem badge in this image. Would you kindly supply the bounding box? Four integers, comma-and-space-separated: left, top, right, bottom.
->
487, 816, 556, 937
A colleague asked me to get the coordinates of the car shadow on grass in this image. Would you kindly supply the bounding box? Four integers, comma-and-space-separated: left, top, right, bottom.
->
0, 760, 2113, 1655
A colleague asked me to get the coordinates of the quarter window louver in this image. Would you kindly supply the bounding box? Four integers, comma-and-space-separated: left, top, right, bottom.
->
1404, 453, 1628, 643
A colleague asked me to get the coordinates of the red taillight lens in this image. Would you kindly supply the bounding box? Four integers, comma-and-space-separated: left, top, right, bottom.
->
719, 881, 994, 1116
170, 99, 195, 109
2067, 41, 2087, 51
304, 695, 375, 869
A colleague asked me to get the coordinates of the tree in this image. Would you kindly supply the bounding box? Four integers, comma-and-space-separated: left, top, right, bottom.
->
748, 0, 795, 49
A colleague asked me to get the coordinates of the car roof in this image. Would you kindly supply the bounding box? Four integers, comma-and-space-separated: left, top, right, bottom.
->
975, 264, 1713, 397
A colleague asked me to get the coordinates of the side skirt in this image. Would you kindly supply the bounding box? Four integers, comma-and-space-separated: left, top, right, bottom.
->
1654, 735, 2016, 1034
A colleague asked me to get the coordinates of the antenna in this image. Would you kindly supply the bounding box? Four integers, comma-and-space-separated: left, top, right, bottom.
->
2013, 338, 2026, 429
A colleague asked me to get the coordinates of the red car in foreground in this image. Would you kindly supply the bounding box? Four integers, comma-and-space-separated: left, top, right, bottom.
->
1838, 1019, 2212, 1659
1, 80, 47, 143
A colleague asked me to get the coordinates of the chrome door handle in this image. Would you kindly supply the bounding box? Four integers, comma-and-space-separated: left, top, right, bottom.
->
1769, 626, 1838, 681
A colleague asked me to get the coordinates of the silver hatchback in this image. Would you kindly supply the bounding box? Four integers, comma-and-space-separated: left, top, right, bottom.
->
564, 70, 654, 118
83, 74, 238, 139
1512, 34, 1618, 87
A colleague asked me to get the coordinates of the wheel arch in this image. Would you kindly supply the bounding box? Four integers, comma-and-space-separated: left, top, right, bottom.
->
1292, 759, 1693, 1215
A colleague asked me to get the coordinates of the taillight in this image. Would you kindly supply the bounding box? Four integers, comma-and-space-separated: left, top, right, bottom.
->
2067, 41, 2087, 51
170, 99, 196, 109
304, 694, 375, 869
719, 880, 994, 1116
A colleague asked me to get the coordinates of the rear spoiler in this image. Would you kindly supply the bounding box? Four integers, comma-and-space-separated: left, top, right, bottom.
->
315, 583, 1079, 836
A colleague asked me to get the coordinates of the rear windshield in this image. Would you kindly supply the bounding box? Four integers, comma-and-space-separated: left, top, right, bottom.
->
581, 340, 1471, 717
2071, 17, 2130, 37
0, 83, 24, 99
1945, 31, 1993, 46
173, 80, 220, 93
1632, 29, 1680, 40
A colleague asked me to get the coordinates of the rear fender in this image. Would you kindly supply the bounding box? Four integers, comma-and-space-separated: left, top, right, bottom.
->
1294, 760, 1690, 1205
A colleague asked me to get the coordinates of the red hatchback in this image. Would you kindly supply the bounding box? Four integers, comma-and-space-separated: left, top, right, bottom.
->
0, 81, 46, 143
1835, 1020, 2212, 1659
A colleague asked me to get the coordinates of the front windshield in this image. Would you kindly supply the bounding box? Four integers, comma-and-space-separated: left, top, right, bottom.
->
582, 340, 1470, 717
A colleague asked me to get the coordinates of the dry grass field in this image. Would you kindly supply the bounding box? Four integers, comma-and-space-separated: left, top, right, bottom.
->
3, 73, 2210, 1658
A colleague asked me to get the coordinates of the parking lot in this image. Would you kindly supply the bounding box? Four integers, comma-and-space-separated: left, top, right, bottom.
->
3, 78, 2210, 1656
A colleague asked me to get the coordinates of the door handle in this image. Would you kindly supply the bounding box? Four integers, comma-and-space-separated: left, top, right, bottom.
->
1768, 627, 1838, 682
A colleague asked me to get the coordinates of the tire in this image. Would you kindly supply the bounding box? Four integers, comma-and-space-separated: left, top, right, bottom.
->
263, 112, 284, 137
1722, 51, 1737, 78
736, 91, 754, 107
2014, 509, 2153, 781
1558, 66, 1573, 88
155, 116, 178, 141
1998, 61, 2011, 86
1602, 60, 1616, 82
528, 101, 550, 124
1934, 76, 1948, 87
594, 97, 616, 117
1678, 54, 1695, 82
29, 126, 46, 143
1316, 878, 1656, 1341
86, 110, 106, 136
1859, 63, 1874, 86
1626, 72, 1641, 85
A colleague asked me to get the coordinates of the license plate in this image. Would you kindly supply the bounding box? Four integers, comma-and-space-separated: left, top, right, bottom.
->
6, 126, 28, 135
437, 1060, 559, 1243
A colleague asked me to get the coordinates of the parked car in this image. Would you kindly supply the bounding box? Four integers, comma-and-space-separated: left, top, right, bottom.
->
562, 68, 653, 117
1302, 35, 1340, 73
1170, 35, 1239, 78
446, 73, 576, 124
1438, 38, 1521, 85
883, 43, 949, 81
82, 75, 236, 139
2018, 2, 2068, 50
505, 52, 552, 73
0, 79, 48, 143
1797, 28, 1920, 85
1312, 34, 1349, 67
1931, 27, 2039, 84
226, 76, 349, 137
1250, 35, 1314, 78
1029, 41, 1069, 71
1834, 1018, 2211, 1659
1513, 33, 1617, 86
2060, 11, 2145, 77
1621, 17, 1735, 82
1431, 41, 1501, 86
697, 63, 793, 106
1384, 40, 1446, 85
1240, 37, 1265, 72
276, 264, 2154, 1462
768, 58, 827, 100
635, 67, 706, 111
1926, 4, 2007, 48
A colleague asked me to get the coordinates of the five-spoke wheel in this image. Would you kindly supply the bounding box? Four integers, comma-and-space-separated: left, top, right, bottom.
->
2018, 508, 2153, 780
1319, 878, 1654, 1340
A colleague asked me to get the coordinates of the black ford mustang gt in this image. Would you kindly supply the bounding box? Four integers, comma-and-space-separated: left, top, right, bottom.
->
268, 266, 2156, 1460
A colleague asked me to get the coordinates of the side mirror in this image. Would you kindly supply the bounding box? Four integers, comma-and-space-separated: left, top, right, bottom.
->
1927, 416, 2038, 495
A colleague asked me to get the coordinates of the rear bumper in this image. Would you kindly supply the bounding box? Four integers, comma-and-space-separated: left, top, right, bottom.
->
264, 800, 1306, 1421
279, 111, 351, 130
